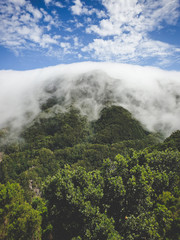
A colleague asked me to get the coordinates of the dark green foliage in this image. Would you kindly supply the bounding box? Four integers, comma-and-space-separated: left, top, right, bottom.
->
0, 105, 179, 240
32, 197, 53, 240
54, 135, 158, 170
92, 106, 149, 144
0, 148, 60, 201
0, 182, 42, 240
21, 107, 90, 150
43, 149, 180, 239
147, 130, 180, 152
0, 136, 158, 197
43, 166, 122, 240
164, 130, 180, 151
40, 97, 58, 111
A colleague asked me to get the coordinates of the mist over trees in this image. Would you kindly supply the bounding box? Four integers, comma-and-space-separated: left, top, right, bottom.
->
0, 102, 179, 240
0, 59, 180, 240
0, 63, 180, 137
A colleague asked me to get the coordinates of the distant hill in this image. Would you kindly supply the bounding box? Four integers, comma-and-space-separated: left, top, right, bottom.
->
92, 105, 149, 144
22, 105, 150, 147
0, 103, 179, 240
164, 130, 180, 151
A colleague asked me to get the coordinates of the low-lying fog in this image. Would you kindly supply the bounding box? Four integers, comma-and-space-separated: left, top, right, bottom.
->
0, 62, 180, 138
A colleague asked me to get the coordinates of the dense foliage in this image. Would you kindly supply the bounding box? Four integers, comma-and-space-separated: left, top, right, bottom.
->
0, 182, 42, 240
0, 105, 179, 239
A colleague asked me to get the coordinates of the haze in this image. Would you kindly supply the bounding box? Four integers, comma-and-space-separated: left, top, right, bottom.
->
0, 62, 180, 138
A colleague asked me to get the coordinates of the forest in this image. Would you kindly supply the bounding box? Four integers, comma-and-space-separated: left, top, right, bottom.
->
0, 104, 179, 240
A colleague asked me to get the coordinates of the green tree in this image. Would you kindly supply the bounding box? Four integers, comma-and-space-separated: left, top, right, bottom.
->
43, 165, 122, 240
0, 182, 42, 240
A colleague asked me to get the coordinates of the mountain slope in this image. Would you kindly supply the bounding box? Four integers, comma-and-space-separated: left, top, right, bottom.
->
92, 105, 149, 144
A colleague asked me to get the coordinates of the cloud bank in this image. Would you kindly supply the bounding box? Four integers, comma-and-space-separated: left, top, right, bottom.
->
0, 62, 180, 138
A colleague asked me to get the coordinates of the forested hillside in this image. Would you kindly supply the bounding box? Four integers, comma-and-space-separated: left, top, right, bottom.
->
0, 105, 179, 240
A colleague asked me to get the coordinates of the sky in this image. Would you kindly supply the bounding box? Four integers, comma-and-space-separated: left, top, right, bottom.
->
0, 0, 180, 70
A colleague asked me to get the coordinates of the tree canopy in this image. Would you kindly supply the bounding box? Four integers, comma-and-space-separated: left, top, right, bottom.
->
0, 105, 179, 239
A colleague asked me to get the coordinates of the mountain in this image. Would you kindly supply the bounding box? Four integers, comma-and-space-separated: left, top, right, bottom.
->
92, 105, 149, 144
21, 105, 150, 147
0, 103, 179, 240
0, 104, 157, 186
164, 130, 180, 151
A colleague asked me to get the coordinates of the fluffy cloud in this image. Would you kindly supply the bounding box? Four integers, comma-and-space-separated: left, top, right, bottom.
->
9, 0, 26, 6
71, 0, 106, 18
0, 0, 179, 67
60, 42, 71, 53
82, 35, 177, 63
54, 2, 65, 8
93, 0, 179, 36
84, 0, 180, 65
44, 0, 65, 8
71, 0, 83, 15
44, 0, 52, 5
0, 0, 60, 52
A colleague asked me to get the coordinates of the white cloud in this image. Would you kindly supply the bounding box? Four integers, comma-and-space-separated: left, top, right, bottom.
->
26, 4, 43, 20
41, 34, 58, 47
74, 37, 79, 47
87, 0, 179, 36
73, 36, 83, 49
71, 0, 106, 18
44, 0, 52, 5
76, 22, 83, 28
84, 0, 180, 64
71, 0, 83, 15
0, 62, 180, 137
82, 35, 178, 65
54, 35, 61, 40
78, 53, 82, 58
9, 0, 26, 6
60, 42, 71, 53
0, 0, 179, 67
60, 42, 71, 48
66, 27, 73, 32
0, 0, 60, 52
63, 36, 71, 41
54, 2, 65, 8
86, 17, 92, 23
44, 0, 65, 8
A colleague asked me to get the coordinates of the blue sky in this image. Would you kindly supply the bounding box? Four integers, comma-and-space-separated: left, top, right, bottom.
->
0, 0, 180, 70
